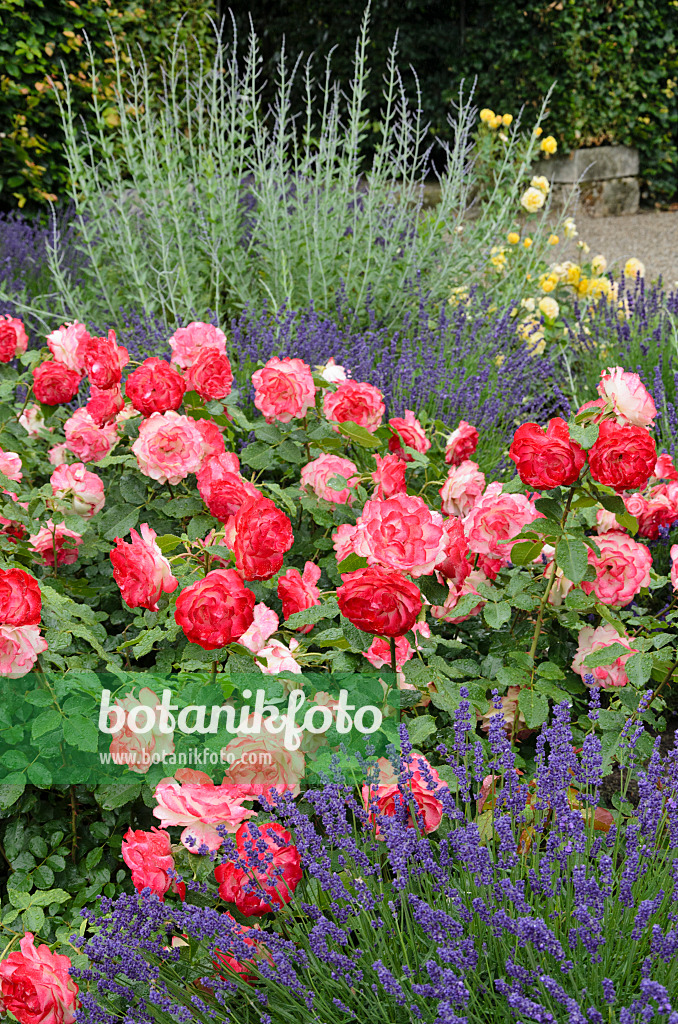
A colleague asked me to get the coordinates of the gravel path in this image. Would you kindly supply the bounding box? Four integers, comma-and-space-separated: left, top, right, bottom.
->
557, 208, 678, 288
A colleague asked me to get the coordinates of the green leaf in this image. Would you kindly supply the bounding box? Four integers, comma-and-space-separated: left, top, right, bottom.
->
22, 906, 45, 933
536, 661, 564, 679
336, 421, 381, 448
312, 628, 349, 649
95, 783, 143, 810
26, 763, 52, 787
29, 837, 48, 859
336, 553, 368, 573
555, 536, 589, 583
155, 534, 182, 553
31, 709, 62, 740
240, 442, 275, 471
163, 497, 204, 519
534, 497, 562, 522
511, 540, 543, 565
407, 715, 437, 745
625, 652, 653, 686
63, 714, 100, 753
569, 423, 599, 448
517, 689, 549, 729
24, 690, 54, 707
418, 574, 450, 605
285, 600, 339, 629
340, 617, 374, 652
564, 589, 594, 610
33, 864, 55, 889
584, 642, 631, 668
100, 504, 139, 541
483, 601, 511, 629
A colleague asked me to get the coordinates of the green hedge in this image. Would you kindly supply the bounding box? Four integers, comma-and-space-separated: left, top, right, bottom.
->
0, 0, 214, 213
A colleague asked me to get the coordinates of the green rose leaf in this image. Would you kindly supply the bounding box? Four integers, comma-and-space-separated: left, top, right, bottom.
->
517, 689, 550, 729
569, 423, 599, 448
555, 536, 589, 583
63, 714, 100, 753
407, 715, 437, 745
483, 601, 511, 629
583, 642, 631, 668
624, 651, 653, 686
337, 421, 381, 448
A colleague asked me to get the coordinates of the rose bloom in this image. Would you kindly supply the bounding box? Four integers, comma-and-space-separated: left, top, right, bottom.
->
185, 345, 234, 401
440, 460, 486, 518
215, 821, 302, 916
316, 357, 349, 384
0, 931, 78, 1024
125, 357, 186, 416
0, 448, 22, 482
322, 381, 385, 433
588, 419, 656, 492
332, 522, 357, 562
572, 623, 638, 688
169, 321, 228, 370
277, 561, 321, 630
509, 418, 586, 488
221, 716, 306, 798
197, 452, 261, 521
122, 827, 184, 900
371, 452, 406, 499
624, 258, 645, 279
0, 569, 41, 626
626, 486, 678, 540
46, 320, 90, 372
19, 404, 48, 438
108, 687, 175, 775
652, 452, 678, 482
154, 769, 256, 852
353, 494, 444, 577
671, 544, 678, 591
431, 569, 486, 624
32, 361, 82, 405
521, 186, 546, 212
0, 315, 28, 362
337, 566, 422, 637
0, 625, 48, 678
132, 410, 206, 485
388, 410, 431, 460
596, 508, 622, 534
597, 366, 656, 427
30, 521, 82, 567
195, 418, 226, 461
238, 603, 279, 654
581, 530, 652, 607
47, 444, 68, 467
234, 496, 294, 581
81, 330, 128, 389
50, 462, 105, 518
479, 686, 532, 742
110, 524, 178, 611
464, 481, 539, 560
444, 420, 478, 466
435, 516, 471, 586
252, 357, 316, 423
361, 754, 447, 836
86, 384, 125, 426
175, 568, 255, 649
64, 408, 118, 463
256, 637, 302, 676
300, 453, 358, 504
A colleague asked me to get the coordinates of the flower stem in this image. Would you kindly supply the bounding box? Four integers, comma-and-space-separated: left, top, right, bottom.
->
528, 484, 576, 685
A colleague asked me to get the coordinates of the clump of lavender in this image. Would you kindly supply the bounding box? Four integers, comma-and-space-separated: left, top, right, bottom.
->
76, 696, 678, 1024
0, 209, 85, 321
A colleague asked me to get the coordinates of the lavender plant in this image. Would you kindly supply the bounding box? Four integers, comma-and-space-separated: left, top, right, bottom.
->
75, 701, 678, 1024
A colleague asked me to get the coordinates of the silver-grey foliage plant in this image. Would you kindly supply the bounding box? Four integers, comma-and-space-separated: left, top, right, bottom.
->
49, 8, 552, 331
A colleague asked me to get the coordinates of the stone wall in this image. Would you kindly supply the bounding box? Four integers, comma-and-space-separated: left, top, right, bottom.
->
533, 145, 640, 217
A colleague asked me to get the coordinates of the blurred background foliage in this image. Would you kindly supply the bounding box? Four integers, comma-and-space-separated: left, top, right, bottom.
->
1, 0, 677, 214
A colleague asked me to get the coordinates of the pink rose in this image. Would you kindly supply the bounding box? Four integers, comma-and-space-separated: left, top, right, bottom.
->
252, 357, 316, 423
256, 638, 302, 676
0, 449, 21, 482
0, 315, 28, 362
388, 410, 431, 460
444, 420, 479, 466
322, 381, 385, 433
153, 769, 256, 852
439, 460, 486, 518
18, 405, 48, 438
317, 357, 349, 384
197, 452, 261, 521
238, 603, 279, 654
168, 321, 228, 370
30, 521, 82, 567
581, 531, 652, 607
597, 366, 656, 427
47, 444, 69, 467
46, 320, 90, 372
332, 523, 358, 562
64, 408, 118, 463
50, 463, 104, 518
371, 453, 407, 499
435, 516, 471, 586
652, 452, 678, 482
595, 508, 623, 534
221, 715, 306, 798
626, 484, 678, 539
132, 411, 206, 485
361, 754, 447, 836
353, 494, 444, 577
463, 481, 539, 560
0, 931, 78, 1024
671, 544, 678, 591
300, 453, 358, 504
572, 623, 638, 688
277, 562, 321, 631
86, 384, 125, 426
194, 419, 226, 462
108, 687, 175, 774
431, 569, 487, 624
110, 524, 178, 611
0, 625, 48, 678
121, 827, 184, 900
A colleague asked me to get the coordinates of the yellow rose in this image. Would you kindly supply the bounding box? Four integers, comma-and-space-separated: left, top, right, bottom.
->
530, 175, 550, 195
540, 135, 557, 155
538, 297, 559, 320
523, 237, 533, 249
489, 247, 507, 271
479, 108, 495, 123
517, 316, 544, 346
561, 261, 581, 285
495, 353, 506, 368
502, 114, 513, 126
533, 126, 543, 137
538, 272, 558, 293
624, 257, 645, 278
520, 297, 536, 312
507, 231, 520, 244
575, 276, 590, 296
562, 217, 578, 239
577, 240, 590, 255
588, 277, 612, 299
527, 336, 546, 356
591, 254, 607, 275
548, 234, 559, 245
520, 187, 546, 213
491, 114, 503, 129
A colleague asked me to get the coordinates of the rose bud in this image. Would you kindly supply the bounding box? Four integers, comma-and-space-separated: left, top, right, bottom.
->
122, 827, 185, 901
